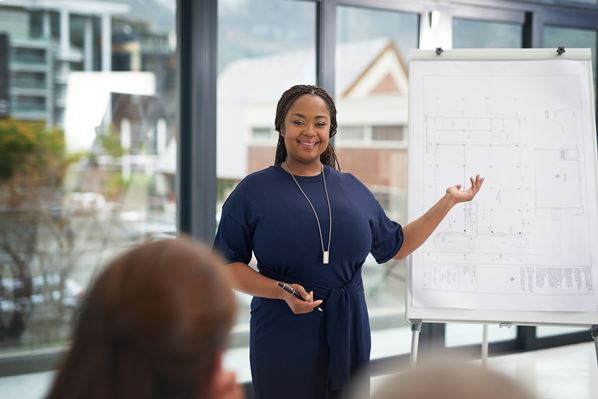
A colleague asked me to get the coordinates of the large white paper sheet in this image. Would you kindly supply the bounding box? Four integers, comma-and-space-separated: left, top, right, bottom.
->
409, 57, 598, 313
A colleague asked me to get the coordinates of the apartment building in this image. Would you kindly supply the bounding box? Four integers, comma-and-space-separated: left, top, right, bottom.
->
0, 0, 128, 126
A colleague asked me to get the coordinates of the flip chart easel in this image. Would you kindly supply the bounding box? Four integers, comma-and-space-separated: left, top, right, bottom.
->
407, 47, 598, 365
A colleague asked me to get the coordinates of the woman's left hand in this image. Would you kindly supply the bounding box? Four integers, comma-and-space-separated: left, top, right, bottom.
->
446, 174, 485, 203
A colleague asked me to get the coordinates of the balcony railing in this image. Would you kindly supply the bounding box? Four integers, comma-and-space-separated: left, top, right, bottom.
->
9, 62, 48, 73
11, 109, 47, 121
10, 87, 48, 97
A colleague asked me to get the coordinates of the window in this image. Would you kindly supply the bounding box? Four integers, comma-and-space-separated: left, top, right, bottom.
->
216, 0, 316, 356
217, 0, 315, 188
3, 0, 597, 389
11, 71, 46, 89
11, 47, 46, 64
0, 0, 176, 363
336, 5, 419, 357
337, 125, 366, 141
251, 127, 274, 141
372, 125, 404, 141
453, 18, 523, 48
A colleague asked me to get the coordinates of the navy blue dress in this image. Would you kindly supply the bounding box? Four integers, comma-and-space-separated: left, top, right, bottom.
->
213, 164, 403, 399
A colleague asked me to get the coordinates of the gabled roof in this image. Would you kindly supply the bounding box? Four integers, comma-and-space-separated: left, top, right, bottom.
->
217, 37, 408, 101
341, 40, 409, 98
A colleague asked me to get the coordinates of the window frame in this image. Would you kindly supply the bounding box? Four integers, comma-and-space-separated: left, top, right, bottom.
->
179, 0, 598, 390
2, 0, 598, 385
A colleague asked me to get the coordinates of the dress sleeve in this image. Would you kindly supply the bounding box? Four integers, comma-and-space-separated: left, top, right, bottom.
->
213, 188, 253, 265
369, 197, 404, 264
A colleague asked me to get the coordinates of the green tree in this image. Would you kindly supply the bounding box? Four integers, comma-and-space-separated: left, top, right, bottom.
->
0, 119, 69, 209
0, 119, 73, 344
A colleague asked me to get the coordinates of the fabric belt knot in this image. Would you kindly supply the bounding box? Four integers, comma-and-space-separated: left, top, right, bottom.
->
325, 269, 369, 391
259, 266, 370, 392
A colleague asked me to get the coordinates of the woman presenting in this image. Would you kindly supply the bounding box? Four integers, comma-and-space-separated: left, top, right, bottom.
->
214, 84, 484, 399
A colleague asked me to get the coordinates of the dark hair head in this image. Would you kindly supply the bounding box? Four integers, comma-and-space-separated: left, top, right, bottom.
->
47, 238, 236, 399
274, 84, 340, 170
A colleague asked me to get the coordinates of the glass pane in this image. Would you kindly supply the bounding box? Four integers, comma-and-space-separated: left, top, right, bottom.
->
0, 1, 176, 360
217, 0, 316, 343
251, 127, 273, 141
372, 125, 404, 141
453, 18, 522, 48
337, 125, 366, 142
336, 5, 419, 357
446, 324, 517, 347
544, 26, 597, 84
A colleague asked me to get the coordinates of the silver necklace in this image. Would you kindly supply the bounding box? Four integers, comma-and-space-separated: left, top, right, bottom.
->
284, 161, 332, 265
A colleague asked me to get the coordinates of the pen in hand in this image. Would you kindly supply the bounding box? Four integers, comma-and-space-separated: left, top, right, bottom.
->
277, 281, 323, 312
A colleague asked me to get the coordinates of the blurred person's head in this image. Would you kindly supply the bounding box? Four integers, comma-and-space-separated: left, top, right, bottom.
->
372, 359, 536, 399
47, 238, 237, 399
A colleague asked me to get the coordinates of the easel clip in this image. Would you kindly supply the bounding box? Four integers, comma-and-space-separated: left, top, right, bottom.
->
435, 47, 443, 56
556, 46, 566, 56
411, 320, 422, 331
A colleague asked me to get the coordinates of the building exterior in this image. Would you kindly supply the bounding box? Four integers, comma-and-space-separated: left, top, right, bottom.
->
0, 0, 129, 126
0, 33, 8, 118
0, 2, 177, 351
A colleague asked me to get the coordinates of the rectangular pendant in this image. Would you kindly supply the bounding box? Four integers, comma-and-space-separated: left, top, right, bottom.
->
323, 251, 329, 264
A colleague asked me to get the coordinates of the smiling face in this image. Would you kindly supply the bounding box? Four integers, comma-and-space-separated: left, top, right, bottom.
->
282, 94, 331, 172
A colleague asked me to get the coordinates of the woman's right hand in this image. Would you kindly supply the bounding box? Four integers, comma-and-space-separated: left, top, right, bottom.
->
280, 283, 323, 314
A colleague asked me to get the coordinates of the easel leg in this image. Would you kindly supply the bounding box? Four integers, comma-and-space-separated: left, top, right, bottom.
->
481, 324, 489, 368
410, 320, 422, 366
591, 325, 598, 368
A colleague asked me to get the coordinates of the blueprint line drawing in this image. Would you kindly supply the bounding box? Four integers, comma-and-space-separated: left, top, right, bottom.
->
409, 59, 598, 312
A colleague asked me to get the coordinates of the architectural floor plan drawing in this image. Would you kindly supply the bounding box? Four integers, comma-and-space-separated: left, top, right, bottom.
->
409, 58, 598, 312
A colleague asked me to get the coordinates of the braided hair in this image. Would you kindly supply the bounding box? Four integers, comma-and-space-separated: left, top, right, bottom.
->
274, 84, 340, 170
